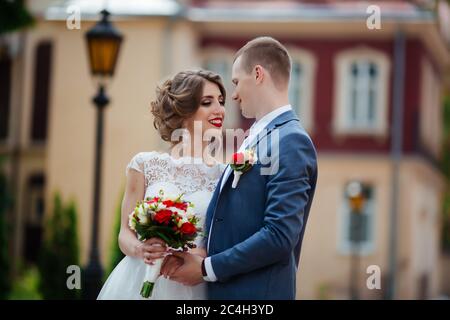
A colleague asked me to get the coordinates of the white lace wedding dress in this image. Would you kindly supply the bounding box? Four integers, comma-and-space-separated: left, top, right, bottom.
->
97, 151, 225, 300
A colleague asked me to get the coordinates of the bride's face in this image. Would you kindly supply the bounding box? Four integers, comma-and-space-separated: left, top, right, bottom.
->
184, 80, 225, 136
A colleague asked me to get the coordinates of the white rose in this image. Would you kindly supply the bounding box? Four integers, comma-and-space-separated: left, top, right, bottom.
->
170, 207, 186, 217
137, 206, 148, 224
140, 215, 148, 224
129, 217, 136, 230
156, 203, 167, 210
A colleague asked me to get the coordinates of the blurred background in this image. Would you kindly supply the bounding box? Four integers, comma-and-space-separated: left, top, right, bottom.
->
0, 0, 449, 300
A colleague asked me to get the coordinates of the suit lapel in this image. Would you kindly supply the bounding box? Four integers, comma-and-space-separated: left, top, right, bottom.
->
217, 109, 299, 196
207, 110, 300, 248
247, 109, 300, 149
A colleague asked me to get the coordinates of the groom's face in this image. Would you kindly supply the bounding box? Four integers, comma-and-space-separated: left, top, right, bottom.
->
231, 56, 257, 119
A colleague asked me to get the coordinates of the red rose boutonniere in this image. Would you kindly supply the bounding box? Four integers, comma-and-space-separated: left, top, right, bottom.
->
230, 148, 257, 188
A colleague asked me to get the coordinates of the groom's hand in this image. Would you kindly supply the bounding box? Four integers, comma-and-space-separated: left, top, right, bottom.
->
169, 251, 204, 286
160, 254, 183, 278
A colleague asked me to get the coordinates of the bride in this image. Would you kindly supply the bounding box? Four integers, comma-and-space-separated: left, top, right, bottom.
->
97, 70, 227, 300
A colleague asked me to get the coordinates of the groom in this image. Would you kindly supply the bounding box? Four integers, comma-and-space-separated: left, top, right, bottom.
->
166, 36, 317, 299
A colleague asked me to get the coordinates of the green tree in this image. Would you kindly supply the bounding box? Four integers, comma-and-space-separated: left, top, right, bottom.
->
0, 0, 34, 35
8, 264, 42, 300
38, 193, 80, 299
0, 156, 13, 299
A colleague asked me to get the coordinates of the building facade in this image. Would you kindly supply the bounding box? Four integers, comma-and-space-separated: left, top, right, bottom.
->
1, 0, 449, 299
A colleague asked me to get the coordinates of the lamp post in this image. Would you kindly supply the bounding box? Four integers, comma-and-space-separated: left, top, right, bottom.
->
346, 181, 367, 300
82, 9, 123, 300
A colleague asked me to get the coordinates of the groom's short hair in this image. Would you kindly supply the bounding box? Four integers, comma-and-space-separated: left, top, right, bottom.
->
234, 36, 291, 90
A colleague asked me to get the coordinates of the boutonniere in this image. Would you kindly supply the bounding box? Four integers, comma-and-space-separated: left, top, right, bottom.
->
230, 148, 258, 188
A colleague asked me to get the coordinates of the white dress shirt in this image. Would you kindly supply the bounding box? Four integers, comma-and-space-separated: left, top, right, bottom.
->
203, 104, 293, 282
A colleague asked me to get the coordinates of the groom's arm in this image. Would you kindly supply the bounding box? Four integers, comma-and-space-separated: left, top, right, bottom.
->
206, 131, 317, 282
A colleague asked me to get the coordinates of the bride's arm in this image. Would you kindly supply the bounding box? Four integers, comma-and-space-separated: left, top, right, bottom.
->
118, 169, 166, 263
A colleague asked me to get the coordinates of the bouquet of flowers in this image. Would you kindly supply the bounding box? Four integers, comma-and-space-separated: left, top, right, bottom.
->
128, 189, 202, 298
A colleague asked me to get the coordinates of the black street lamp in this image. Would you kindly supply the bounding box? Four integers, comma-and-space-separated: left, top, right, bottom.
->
346, 181, 367, 300
83, 9, 123, 300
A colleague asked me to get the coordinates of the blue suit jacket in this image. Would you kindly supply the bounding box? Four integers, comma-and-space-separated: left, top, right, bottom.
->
205, 109, 318, 300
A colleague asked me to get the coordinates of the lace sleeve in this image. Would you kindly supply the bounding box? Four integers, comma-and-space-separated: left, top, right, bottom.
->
126, 152, 145, 176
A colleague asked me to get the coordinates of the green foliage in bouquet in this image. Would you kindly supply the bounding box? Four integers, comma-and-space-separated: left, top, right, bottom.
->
130, 191, 202, 250
0, 156, 13, 299
134, 215, 200, 249
134, 223, 194, 249
105, 189, 125, 279
38, 193, 80, 299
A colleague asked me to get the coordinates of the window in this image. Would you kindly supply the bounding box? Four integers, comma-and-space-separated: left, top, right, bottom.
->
348, 61, 378, 127
30, 41, 53, 143
289, 61, 302, 111
202, 47, 240, 129
334, 47, 390, 136
338, 183, 376, 255
287, 47, 316, 133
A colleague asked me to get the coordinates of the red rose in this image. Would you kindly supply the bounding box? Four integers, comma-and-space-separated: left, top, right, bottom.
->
162, 200, 175, 207
174, 202, 188, 211
154, 209, 173, 225
180, 222, 196, 235
232, 152, 245, 165
146, 197, 159, 205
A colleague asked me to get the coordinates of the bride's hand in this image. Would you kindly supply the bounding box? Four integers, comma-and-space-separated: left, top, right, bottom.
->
160, 254, 184, 279
135, 237, 167, 265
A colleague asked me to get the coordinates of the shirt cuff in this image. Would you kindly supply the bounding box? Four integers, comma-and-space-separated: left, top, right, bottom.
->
203, 257, 218, 282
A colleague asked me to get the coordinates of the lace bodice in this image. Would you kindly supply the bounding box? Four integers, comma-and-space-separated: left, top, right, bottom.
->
126, 151, 226, 248
126, 151, 225, 195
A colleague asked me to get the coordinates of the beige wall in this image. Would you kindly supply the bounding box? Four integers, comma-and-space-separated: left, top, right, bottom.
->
5, 22, 58, 266
297, 155, 444, 299
420, 57, 443, 159
44, 19, 178, 265
298, 155, 391, 299
9, 151, 45, 269
4, 9, 448, 299
400, 158, 444, 299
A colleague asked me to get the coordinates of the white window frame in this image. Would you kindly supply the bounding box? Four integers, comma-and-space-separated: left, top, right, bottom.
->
333, 46, 390, 137
286, 47, 316, 133
201, 47, 239, 129
337, 184, 376, 256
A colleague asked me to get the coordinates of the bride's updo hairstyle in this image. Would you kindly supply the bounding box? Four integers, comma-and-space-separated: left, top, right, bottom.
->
151, 70, 226, 144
